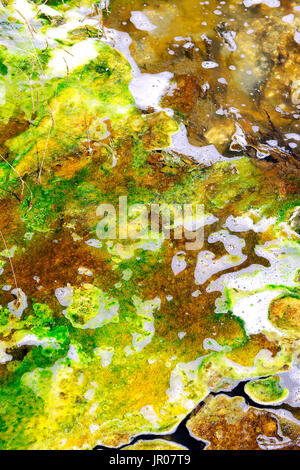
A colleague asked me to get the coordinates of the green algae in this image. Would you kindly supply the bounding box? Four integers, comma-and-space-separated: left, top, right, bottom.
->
65, 284, 119, 329
244, 376, 289, 405
7, 40, 134, 176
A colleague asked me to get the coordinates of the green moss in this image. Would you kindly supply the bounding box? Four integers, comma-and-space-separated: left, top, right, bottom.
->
277, 199, 300, 222
20, 181, 68, 232
25, 303, 55, 329
0, 306, 9, 327
30, 337, 68, 368
0, 382, 43, 450
0, 59, 8, 76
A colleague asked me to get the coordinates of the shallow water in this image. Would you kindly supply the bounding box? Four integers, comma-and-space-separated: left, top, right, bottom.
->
107, 0, 300, 157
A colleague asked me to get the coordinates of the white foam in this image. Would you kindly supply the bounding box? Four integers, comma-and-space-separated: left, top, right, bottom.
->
282, 14, 294, 24
94, 347, 114, 367
201, 61, 219, 69
208, 229, 245, 256
294, 30, 300, 45
104, 29, 173, 112
47, 39, 99, 77
171, 252, 187, 275
231, 289, 284, 335
129, 72, 173, 111
67, 345, 80, 362
55, 286, 73, 307
243, 0, 280, 7
17, 334, 59, 349
14, 0, 36, 21
194, 250, 246, 285
224, 214, 276, 233
140, 405, 159, 425
38, 5, 62, 18
130, 11, 157, 32
168, 125, 230, 165
280, 364, 300, 407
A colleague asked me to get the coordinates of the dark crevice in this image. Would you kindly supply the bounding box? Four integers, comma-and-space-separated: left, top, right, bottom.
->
94, 378, 297, 451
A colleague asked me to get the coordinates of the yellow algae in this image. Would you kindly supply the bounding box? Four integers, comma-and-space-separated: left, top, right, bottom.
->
269, 295, 300, 336
124, 439, 187, 450
64, 284, 119, 329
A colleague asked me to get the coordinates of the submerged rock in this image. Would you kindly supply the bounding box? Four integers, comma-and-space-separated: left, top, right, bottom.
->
187, 394, 300, 450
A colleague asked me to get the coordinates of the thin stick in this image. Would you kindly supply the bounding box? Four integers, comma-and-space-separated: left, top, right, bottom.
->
0, 230, 18, 290
0, 154, 33, 208
98, 4, 103, 37
36, 89, 39, 114
15, 9, 35, 39
37, 124, 52, 183
62, 48, 74, 57
63, 57, 69, 79
29, 77, 35, 115
48, 106, 56, 129
84, 114, 92, 154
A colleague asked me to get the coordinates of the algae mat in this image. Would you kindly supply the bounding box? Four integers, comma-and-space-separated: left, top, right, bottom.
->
0, 0, 299, 450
